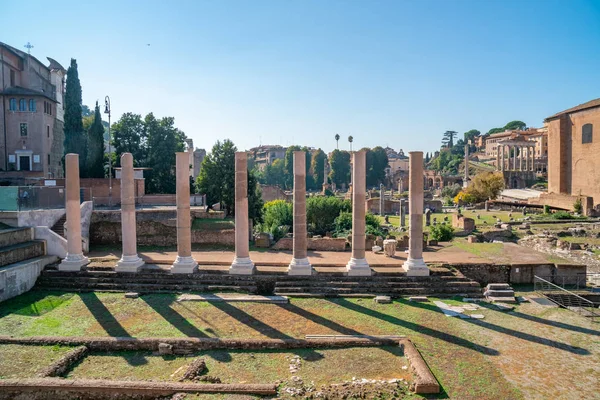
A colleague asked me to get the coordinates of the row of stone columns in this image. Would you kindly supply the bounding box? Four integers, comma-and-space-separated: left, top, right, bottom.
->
59, 151, 428, 277
497, 144, 536, 172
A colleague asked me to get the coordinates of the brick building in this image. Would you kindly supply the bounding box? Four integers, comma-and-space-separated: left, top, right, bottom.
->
540, 98, 600, 214
0, 42, 65, 180
248, 145, 286, 170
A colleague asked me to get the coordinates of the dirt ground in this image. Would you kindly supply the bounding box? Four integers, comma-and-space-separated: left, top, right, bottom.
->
1, 291, 599, 399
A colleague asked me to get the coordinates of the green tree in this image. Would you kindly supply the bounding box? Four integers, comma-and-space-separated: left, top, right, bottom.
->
63, 59, 87, 175
329, 149, 351, 187
86, 101, 105, 178
487, 127, 505, 135
307, 196, 351, 236
260, 158, 286, 186
310, 149, 327, 188
504, 120, 526, 131
197, 140, 236, 214
196, 140, 262, 223
441, 130, 457, 148
112, 113, 146, 167
284, 145, 301, 189
365, 146, 389, 187
463, 129, 481, 143
334, 134, 340, 149
144, 114, 186, 194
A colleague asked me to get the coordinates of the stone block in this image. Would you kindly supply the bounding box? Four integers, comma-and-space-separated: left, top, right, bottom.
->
467, 235, 479, 243
374, 296, 392, 304
158, 343, 173, 355
408, 296, 428, 302
124, 292, 139, 299
255, 233, 271, 248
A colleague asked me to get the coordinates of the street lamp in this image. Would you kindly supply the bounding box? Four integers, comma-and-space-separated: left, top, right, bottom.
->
104, 96, 112, 207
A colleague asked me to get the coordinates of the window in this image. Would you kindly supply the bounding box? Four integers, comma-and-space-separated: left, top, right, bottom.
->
9, 98, 16, 111
582, 124, 593, 144
19, 98, 26, 111
20, 123, 28, 137
47, 154, 50, 165
29, 99, 36, 112
47, 126, 50, 138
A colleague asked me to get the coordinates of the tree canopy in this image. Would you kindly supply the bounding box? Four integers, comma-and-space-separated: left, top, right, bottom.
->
196, 139, 262, 222
365, 146, 388, 187
63, 58, 87, 175
328, 149, 351, 187
441, 130, 457, 148
86, 102, 105, 178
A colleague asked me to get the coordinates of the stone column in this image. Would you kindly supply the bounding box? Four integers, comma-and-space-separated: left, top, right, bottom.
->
400, 198, 406, 227
531, 146, 535, 172
403, 151, 429, 276
399, 178, 403, 194
59, 154, 89, 271
346, 150, 370, 276
463, 144, 469, 188
230, 152, 255, 274
496, 145, 500, 170
524, 147, 528, 171
379, 183, 384, 216
512, 146, 517, 170
115, 153, 144, 272
171, 152, 198, 273
500, 145, 505, 172
288, 151, 312, 275
519, 146, 523, 171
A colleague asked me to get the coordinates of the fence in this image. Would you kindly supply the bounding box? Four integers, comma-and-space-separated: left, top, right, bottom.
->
534, 275, 599, 322
0, 186, 95, 211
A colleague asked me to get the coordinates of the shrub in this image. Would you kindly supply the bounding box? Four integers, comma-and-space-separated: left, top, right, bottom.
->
552, 211, 573, 220
260, 200, 292, 241
574, 198, 583, 214
441, 183, 462, 199
543, 204, 550, 214
307, 196, 351, 236
429, 224, 454, 241
333, 211, 384, 237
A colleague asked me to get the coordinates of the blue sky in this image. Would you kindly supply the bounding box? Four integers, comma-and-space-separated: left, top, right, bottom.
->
4, 0, 600, 154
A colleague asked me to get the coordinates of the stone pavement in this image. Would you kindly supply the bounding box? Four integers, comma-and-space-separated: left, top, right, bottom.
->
87, 242, 569, 273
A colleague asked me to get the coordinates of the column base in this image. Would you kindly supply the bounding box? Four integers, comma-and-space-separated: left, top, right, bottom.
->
230, 257, 255, 275
58, 253, 89, 271
171, 256, 198, 274
346, 257, 372, 276
403, 258, 430, 276
115, 255, 144, 273
288, 257, 313, 276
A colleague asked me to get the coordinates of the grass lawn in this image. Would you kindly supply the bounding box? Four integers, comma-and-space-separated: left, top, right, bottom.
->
452, 241, 505, 260
0, 344, 72, 379
67, 347, 410, 385
1, 291, 599, 399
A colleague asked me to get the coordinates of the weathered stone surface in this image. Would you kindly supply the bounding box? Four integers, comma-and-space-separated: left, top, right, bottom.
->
158, 343, 174, 355
374, 295, 391, 304
124, 292, 139, 299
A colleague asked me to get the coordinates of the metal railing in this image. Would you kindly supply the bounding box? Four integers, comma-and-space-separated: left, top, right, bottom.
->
534, 274, 589, 291
534, 275, 599, 322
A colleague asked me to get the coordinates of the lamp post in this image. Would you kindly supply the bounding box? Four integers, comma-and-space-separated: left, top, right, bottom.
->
104, 96, 112, 207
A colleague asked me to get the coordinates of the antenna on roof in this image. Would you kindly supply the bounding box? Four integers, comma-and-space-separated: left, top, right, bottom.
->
24, 42, 34, 55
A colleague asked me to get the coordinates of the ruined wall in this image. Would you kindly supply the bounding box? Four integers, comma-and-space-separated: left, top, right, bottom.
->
272, 237, 347, 251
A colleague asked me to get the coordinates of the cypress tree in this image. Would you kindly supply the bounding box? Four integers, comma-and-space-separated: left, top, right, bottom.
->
86, 101, 105, 178
63, 59, 87, 175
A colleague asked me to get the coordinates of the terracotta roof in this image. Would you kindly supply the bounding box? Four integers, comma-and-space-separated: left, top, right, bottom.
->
0, 86, 57, 102
545, 98, 600, 121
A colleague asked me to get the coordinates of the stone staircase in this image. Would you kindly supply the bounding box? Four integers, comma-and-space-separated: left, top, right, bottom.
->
0, 227, 57, 302
51, 214, 66, 238
35, 266, 482, 298
273, 268, 482, 297
0, 228, 46, 268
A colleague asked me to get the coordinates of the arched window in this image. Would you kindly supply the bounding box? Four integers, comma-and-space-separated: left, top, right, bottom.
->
29, 99, 36, 112
19, 98, 26, 111
582, 124, 593, 144
9, 98, 16, 111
